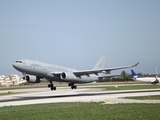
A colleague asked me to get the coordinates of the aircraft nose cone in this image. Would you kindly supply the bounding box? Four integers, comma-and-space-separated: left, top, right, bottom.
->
12, 63, 17, 69
12, 63, 15, 67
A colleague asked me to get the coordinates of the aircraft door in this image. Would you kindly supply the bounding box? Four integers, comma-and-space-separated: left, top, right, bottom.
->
25, 60, 30, 66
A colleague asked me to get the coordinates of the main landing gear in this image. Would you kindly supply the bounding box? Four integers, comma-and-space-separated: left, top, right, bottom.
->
151, 82, 156, 85
48, 82, 56, 91
68, 83, 77, 89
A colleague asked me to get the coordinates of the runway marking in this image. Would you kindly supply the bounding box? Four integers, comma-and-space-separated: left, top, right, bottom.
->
105, 100, 111, 102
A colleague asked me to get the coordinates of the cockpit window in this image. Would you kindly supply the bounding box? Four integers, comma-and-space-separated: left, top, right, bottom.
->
16, 61, 22, 63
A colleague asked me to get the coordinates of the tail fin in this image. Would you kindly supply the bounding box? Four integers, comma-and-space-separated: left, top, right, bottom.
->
93, 56, 106, 69
131, 69, 138, 78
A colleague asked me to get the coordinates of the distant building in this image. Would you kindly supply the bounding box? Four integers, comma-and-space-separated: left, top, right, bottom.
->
0, 75, 5, 86
0, 74, 26, 87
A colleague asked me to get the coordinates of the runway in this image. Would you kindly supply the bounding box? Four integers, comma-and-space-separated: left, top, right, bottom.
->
0, 84, 160, 107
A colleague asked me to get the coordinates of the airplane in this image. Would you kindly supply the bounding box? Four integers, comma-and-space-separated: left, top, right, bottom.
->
131, 69, 160, 84
12, 56, 139, 91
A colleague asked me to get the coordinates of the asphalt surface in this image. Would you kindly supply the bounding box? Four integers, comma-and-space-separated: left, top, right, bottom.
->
0, 84, 160, 107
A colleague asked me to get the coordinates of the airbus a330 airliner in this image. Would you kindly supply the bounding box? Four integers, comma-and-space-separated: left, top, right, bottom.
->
12, 56, 139, 91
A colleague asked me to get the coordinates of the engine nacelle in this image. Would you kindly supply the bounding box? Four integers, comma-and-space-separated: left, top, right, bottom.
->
24, 75, 40, 83
60, 72, 77, 81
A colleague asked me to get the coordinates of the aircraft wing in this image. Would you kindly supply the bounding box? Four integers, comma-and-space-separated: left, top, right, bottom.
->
73, 62, 139, 77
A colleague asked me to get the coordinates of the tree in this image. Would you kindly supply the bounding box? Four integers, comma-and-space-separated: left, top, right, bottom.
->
121, 71, 127, 79
121, 71, 132, 81
137, 73, 143, 77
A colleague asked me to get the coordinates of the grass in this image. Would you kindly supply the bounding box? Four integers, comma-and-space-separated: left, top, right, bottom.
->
0, 92, 24, 96
103, 84, 160, 90
123, 95, 160, 100
0, 102, 160, 120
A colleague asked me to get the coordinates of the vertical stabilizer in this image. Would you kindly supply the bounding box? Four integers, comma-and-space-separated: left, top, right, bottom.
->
93, 56, 106, 69
131, 69, 139, 78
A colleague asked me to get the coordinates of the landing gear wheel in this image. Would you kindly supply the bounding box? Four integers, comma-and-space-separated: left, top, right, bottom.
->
53, 86, 56, 90
51, 86, 54, 91
48, 82, 56, 91
71, 85, 77, 89
71, 86, 74, 89
51, 86, 56, 91
74, 85, 77, 89
68, 83, 72, 86
48, 84, 51, 88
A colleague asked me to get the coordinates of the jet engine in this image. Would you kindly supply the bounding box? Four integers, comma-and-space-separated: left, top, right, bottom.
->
23, 75, 40, 83
60, 72, 77, 81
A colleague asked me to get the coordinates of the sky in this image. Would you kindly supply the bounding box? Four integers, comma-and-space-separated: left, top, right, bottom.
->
0, 0, 160, 76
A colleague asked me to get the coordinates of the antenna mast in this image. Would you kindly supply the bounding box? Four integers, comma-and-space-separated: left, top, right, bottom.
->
155, 65, 158, 77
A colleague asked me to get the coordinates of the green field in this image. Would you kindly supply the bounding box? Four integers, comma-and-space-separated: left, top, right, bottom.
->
102, 84, 160, 90
0, 102, 160, 120
123, 95, 160, 100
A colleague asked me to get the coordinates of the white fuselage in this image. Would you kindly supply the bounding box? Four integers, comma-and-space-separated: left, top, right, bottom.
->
13, 59, 99, 83
133, 77, 160, 83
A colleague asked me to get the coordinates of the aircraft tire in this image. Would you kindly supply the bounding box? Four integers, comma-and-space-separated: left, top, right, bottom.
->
74, 85, 77, 89
48, 84, 51, 88
71, 86, 74, 89
51, 86, 56, 91
71, 85, 77, 89
53, 87, 56, 90
68, 83, 72, 86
